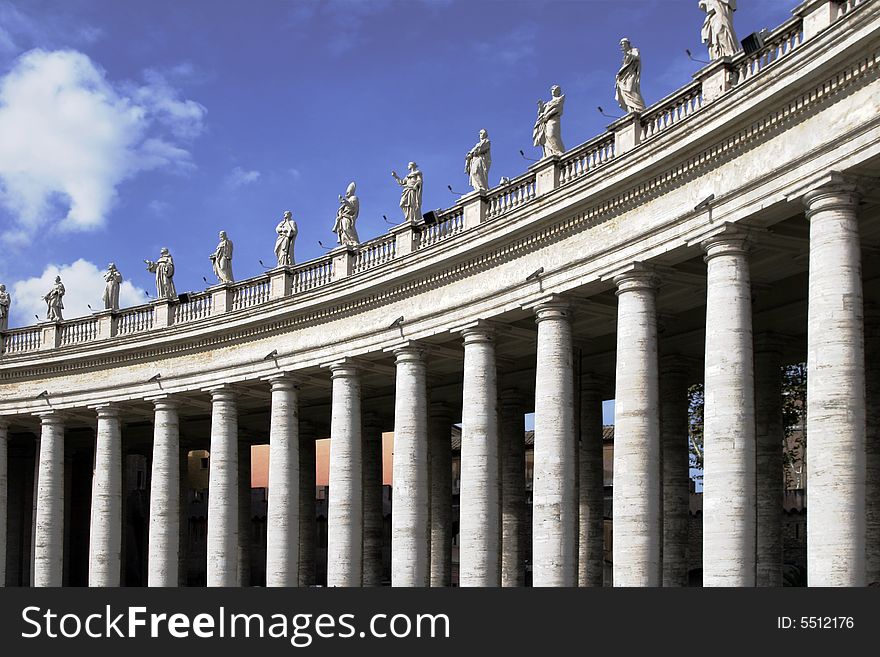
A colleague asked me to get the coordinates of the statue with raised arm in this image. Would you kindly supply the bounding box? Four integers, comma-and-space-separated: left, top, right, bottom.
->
391, 162, 423, 224
533, 85, 565, 158
210, 230, 234, 283
274, 211, 298, 266
144, 247, 176, 300
700, 0, 740, 60
102, 263, 122, 311
332, 182, 360, 247
615, 38, 646, 113
0, 284, 10, 331
465, 129, 492, 192
43, 276, 65, 321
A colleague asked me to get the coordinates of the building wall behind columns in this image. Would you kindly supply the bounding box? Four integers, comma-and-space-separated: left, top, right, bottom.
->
864, 308, 880, 585
577, 376, 604, 587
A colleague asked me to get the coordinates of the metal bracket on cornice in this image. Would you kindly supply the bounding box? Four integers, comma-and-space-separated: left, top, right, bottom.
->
264, 349, 279, 361
35, 390, 49, 400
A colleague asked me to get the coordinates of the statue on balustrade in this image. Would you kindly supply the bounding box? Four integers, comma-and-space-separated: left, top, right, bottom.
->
333, 182, 361, 247
700, 0, 740, 60
210, 230, 234, 283
274, 211, 298, 266
615, 38, 646, 113
0, 284, 10, 331
465, 129, 492, 192
533, 85, 566, 158
43, 276, 65, 321
391, 163, 423, 224
144, 247, 177, 300
102, 263, 122, 311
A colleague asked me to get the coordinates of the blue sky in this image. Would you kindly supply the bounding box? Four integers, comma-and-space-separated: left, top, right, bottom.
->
0, 0, 800, 328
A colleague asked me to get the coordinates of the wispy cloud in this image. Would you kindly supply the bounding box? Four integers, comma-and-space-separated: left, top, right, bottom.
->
286, 0, 393, 56
224, 166, 261, 189
0, 1, 102, 59
472, 24, 539, 79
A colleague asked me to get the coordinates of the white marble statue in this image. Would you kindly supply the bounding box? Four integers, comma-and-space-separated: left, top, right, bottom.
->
102, 263, 122, 311
615, 38, 646, 114
533, 85, 566, 158
0, 284, 10, 331
210, 231, 234, 283
145, 248, 176, 300
43, 276, 65, 321
700, 0, 740, 60
465, 129, 492, 192
392, 163, 423, 224
333, 182, 361, 247
274, 211, 298, 266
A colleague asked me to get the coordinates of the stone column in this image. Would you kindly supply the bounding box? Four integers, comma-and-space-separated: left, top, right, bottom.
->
327, 361, 363, 587
391, 345, 430, 587
613, 267, 661, 586
459, 325, 500, 587
532, 299, 577, 587
578, 376, 604, 587
34, 412, 64, 587
500, 389, 526, 587
149, 398, 179, 587
207, 386, 239, 587
88, 405, 123, 586
429, 402, 453, 587
178, 446, 189, 587
659, 356, 690, 587
362, 413, 385, 587
804, 182, 866, 587
266, 375, 300, 587
866, 309, 880, 585
298, 423, 316, 587
702, 230, 756, 587
0, 420, 7, 587
754, 334, 784, 587
238, 439, 252, 586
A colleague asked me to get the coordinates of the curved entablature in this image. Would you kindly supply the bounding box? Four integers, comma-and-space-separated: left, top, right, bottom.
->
1, 0, 879, 415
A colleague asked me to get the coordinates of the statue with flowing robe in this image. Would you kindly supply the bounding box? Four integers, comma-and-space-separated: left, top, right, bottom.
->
615, 38, 646, 113
274, 211, 298, 266
210, 231, 234, 283
700, 0, 739, 60
332, 182, 360, 246
44, 276, 65, 321
465, 129, 492, 192
145, 248, 176, 300
533, 85, 565, 158
102, 263, 122, 311
0, 284, 10, 331
392, 162, 423, 224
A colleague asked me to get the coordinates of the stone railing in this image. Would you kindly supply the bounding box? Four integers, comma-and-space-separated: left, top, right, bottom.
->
486, 173, 537, 220
418, 206, 465, 249
640, 81, 704, 141
559, 133, 616, 185
173, 292, 212, 324
59, 316, 100, 346
1, 326, 41, 355
293, 257, 333, 293
232, 277, 271, 311
734, 18, 804, 84
117, 304, 155, 336
354, 233, 397, 274
837, 0, 866, 19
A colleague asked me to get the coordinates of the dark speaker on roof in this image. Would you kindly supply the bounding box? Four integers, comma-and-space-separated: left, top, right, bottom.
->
177, 292, 190, 304
422, 210, 438, 225
741, 31, 766, 56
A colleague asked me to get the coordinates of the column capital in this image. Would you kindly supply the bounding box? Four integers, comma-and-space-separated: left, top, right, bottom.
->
803, 185, 863, 219
33, 409, 65, 424
699, 224, 752, 261
384, 339, 426, 361
263, 371, 299, 390
326, 357, 361, 378
788, 170, 871, 214
606, 263, 659, 295
450, 318, 496, 340
204, 384, 237, 403
145, 394, 180, 410
90, 403, 121, 419
524, 293, 571, 323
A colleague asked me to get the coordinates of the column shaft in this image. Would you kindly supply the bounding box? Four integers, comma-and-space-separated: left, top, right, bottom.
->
89, 406, 122, 586
34, 414, 64, 587
362, 415, 385, 587
298, 428, 316, 587
178, 446, 188, 587
238, 440, 252, 586
500, 391, 526, 587
459, 327, 500, 587
578, 380, 604, 587
613, 270, 661, 586
866, 311, 880, 585
659, 358, 690, 587
429, 403, 453, 587
0, 421, 7, 587
207, 387, 238, 587
149, 399, 179, 586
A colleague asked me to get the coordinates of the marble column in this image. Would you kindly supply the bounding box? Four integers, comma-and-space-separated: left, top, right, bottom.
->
266, 375, 299, 587
298, 423, 316, 587
459, 325, 500, 587
613, 267, 661, 586
866, 309, 880, 585
702, 230, 756, 587
578, 376, 604, 587
500, 389, 526, 587
754, 334, 784, 587
532, 299, 577, 587
207, 386, 238, 587
362, 413, 385, 587
327, 361, 363, 587
429, 402, 453, 587
804, 181, 866, 587
0, 420, 7, 587
391, 345, 430, 587
89, 405, 122, 586
659, 356, 690, 587
34, 412, 64, 587
149, 398, 179, 587
238, 439, 252, 586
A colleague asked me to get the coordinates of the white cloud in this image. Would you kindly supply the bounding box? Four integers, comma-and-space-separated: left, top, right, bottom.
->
148, 199, 169, 215
0, 49, 205, 243
10, 258, 148, 327
225, 166, 261, 189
